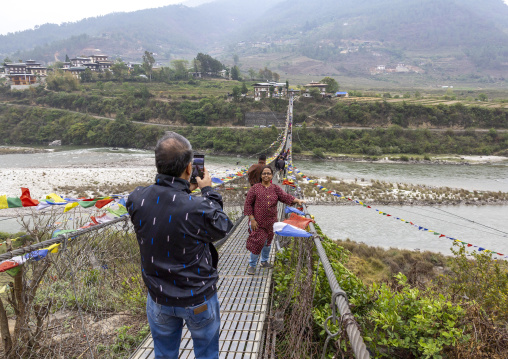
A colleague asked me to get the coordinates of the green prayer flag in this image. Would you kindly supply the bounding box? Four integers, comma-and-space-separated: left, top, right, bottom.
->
6, 266, 21, 277
78, 200, 98, 208
7, 197, 22, 208
107, 206, 128, 217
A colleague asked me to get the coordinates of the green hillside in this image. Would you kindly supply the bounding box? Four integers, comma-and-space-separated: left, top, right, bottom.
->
2, 0, 508, 85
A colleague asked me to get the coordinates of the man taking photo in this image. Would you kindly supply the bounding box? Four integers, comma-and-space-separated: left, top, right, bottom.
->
127, 132, 233, 359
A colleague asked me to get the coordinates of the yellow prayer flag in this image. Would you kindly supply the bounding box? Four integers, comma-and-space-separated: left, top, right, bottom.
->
63, 202, 79, 213
0, 195, 8, 209
46, 193, 66, 203
46, 243, 61, 253
0, 285, 7, 294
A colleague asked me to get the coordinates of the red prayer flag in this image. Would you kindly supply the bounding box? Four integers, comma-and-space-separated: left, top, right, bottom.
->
20, 188, 39, 207
283, 213, 314, 229
439, 234, 445, 238
467, 244, 473, 247
0, 261, 19, 273
282, 180, 296, 187
95, 199, 114, 209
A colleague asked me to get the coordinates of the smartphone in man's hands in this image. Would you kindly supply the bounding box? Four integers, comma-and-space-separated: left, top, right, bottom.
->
190, 154, 205, 184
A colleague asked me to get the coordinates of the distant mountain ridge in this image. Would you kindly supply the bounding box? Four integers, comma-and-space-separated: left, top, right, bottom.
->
1, 0, 508, 84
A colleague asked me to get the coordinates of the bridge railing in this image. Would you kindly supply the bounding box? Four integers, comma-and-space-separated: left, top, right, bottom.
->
278, 168, 370, 358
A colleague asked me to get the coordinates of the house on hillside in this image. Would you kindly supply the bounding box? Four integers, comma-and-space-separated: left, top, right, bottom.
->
3, 59, 47, 89
336, 92, 349, 98
68, 55, 112, 73
89, 54, 109, 63
83, 63, 100, 72
70, 57, 91, 67
253, 82, 287, 101
303, 82, 328, 97
63, 67, 86, 79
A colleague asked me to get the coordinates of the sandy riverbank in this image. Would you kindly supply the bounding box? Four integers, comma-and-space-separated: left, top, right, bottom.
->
292, 153, 508, 165
0, 158, 240, 200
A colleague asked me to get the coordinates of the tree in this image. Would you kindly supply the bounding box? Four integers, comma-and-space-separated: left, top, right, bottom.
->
171, 60, 189, 80
241, 82, 248, 95
65, 54, 70, 63
80, 68, 93, 82
46, 70, 80, 91
142, 51, 155, 81
309, 87, 322, 100
286, 80, 289, 89
195, 53, 223, 76
231, 86, 241, 102
49, 61, 64, 69
233, 54, 239, 65
320, 76, 339, 93
272, 72, 280, 82
111, 60, 128, 82
259, 67, 272, 81
478, 93, 488, 101
231, 66, 241, 81
248, 68, 256, 80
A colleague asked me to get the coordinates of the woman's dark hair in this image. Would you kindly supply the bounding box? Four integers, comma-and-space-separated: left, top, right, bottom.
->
155, 132, 193, 177
260, 165, 274, 180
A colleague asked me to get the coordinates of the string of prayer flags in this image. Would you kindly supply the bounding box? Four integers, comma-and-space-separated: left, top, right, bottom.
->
290, 165, 508, 260
0, 188, 39, 209
0, 202, 129, 274
0, 188, 123, 213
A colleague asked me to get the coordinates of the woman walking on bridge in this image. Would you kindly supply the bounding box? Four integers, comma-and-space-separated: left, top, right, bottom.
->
244, 165, 304, 275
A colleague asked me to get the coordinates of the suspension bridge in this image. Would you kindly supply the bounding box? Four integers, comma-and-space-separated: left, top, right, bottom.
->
9, 93, 504, 358
0, 95, 372, 358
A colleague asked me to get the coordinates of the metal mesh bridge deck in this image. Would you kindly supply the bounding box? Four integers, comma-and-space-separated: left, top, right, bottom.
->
131, 215, 274, 359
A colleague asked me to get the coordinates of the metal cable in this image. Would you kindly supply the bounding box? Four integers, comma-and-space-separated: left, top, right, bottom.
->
286, 95, 370, 358
0, 216, 128, 261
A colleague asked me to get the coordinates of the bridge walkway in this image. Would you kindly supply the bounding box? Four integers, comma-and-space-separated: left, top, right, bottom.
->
131, 214, 275, 359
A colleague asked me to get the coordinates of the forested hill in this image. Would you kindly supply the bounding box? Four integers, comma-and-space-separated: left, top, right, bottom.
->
2, 0, 508, 81
0, 0, 284, 60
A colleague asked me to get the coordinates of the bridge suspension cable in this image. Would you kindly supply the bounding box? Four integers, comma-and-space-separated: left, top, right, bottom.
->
283, 95, 371, 359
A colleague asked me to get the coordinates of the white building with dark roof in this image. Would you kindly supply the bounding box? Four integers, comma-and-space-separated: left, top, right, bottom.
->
253, 82, 287, 101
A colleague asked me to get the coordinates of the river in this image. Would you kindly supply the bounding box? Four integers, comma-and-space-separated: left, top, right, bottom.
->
1, 147, 507, 257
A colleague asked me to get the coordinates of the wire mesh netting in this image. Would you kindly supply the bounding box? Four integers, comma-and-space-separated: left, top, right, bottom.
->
0, 215, 146, 359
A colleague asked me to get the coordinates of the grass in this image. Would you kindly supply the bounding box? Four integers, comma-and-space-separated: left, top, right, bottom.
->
81, 78, 250, 100
337, 238, 447, 285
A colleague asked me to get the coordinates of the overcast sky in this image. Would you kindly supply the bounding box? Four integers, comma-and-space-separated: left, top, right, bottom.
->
0, 1, 189, 35
1, 0, 508, 35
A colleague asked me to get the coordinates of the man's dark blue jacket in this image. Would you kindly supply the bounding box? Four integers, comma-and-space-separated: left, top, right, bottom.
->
127, 173, 233, 307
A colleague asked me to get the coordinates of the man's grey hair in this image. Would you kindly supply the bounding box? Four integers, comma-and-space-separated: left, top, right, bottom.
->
155, 132, 193, 177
